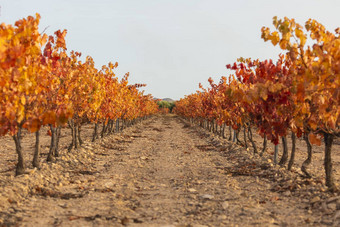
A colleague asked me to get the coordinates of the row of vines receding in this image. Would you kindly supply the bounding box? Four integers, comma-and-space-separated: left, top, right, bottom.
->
0, 14, 160, 176
174, 17, 339, 191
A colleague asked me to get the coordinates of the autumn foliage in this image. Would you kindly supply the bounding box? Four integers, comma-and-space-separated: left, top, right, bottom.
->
175, 17, 339, 190
0, 14, 158, 175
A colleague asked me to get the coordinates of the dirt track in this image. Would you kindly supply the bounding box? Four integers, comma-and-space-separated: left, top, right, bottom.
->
0, 115, 340, 226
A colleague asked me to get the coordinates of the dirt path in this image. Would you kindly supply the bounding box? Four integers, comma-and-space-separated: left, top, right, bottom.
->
0, 115, 339, 226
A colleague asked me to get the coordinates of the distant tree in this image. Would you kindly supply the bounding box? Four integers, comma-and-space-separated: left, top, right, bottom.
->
157, 101, 175, 113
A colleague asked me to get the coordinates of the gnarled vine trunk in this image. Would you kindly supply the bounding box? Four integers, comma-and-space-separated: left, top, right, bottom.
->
301, 133, 312, 178
260, 134, 267, 156
235, 128, 242, 145
228, 126, 232, 141
116, 119, 120, 132
33, 130, 41, 168
78, 125, 83, 145
67, 120, 78, 152
47, 125, 57, 162
92, 123, 99, 142
55, 126, 61, 157
222, 124, 226, 139
279, 136, 288, 166
101, 121, 107, 138
243, 126, 248, 149
274, 144, 278, 165
324, 133, 336, 191
288, 132, 296, 171
247, 126, 258, 154
13, 126, 25, 176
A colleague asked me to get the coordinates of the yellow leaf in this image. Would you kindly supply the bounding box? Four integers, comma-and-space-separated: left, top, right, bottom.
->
295, 27, 306, 46
279, 39, 288, 49
270, 31, 280, 46
17, 105, 25, 123
295, 28, 303, 39
300, 35, 306, 46
273, 16, 278, 28
21, 96, 26, 105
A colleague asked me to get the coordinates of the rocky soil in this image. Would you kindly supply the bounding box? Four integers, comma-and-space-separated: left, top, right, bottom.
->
0, 114, 340, 226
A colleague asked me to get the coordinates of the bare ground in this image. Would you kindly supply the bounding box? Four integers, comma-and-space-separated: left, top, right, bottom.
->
0, 114, 340, 226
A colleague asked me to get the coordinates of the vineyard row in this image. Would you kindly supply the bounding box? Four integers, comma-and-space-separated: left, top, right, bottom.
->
0, 14, 159, 176
174, 17, 339, 191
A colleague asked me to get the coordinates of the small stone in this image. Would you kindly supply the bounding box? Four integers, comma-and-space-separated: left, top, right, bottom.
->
255, 176, 259, 183
283, 191, 291, 196
121, 217, 130, 225
188, 188, 197, 193
200, 194, 214, 200
326, 196, 340, 204
104, 181, 114, 188
188, 194, 196, 199
180, 207, 186, 213
334, 210, 340, 219
321, 202, 329, 212
222, 201, 229, 210
336, 201, 340, 210
59, 203, 68, 208
29, 168, 37, 174
218, 215, 227, 220
328, 203, 337, 211
240, 192, 247, 197
310, 196, 321, 204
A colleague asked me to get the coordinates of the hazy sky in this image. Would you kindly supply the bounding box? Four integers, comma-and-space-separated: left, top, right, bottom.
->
0, 0, 339, 100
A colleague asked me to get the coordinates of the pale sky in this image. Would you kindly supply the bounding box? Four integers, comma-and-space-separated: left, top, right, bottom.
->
0, 0, 339, 100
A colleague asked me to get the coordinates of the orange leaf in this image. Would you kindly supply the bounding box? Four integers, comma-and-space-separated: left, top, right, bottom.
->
28, 119, 41, 133
42, 111, 56, 125
309, 133, 321, 146
296, 82, 305, 102
309, 120, 318, 131
57, 115, 68, 125
23, 119, 41, 133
